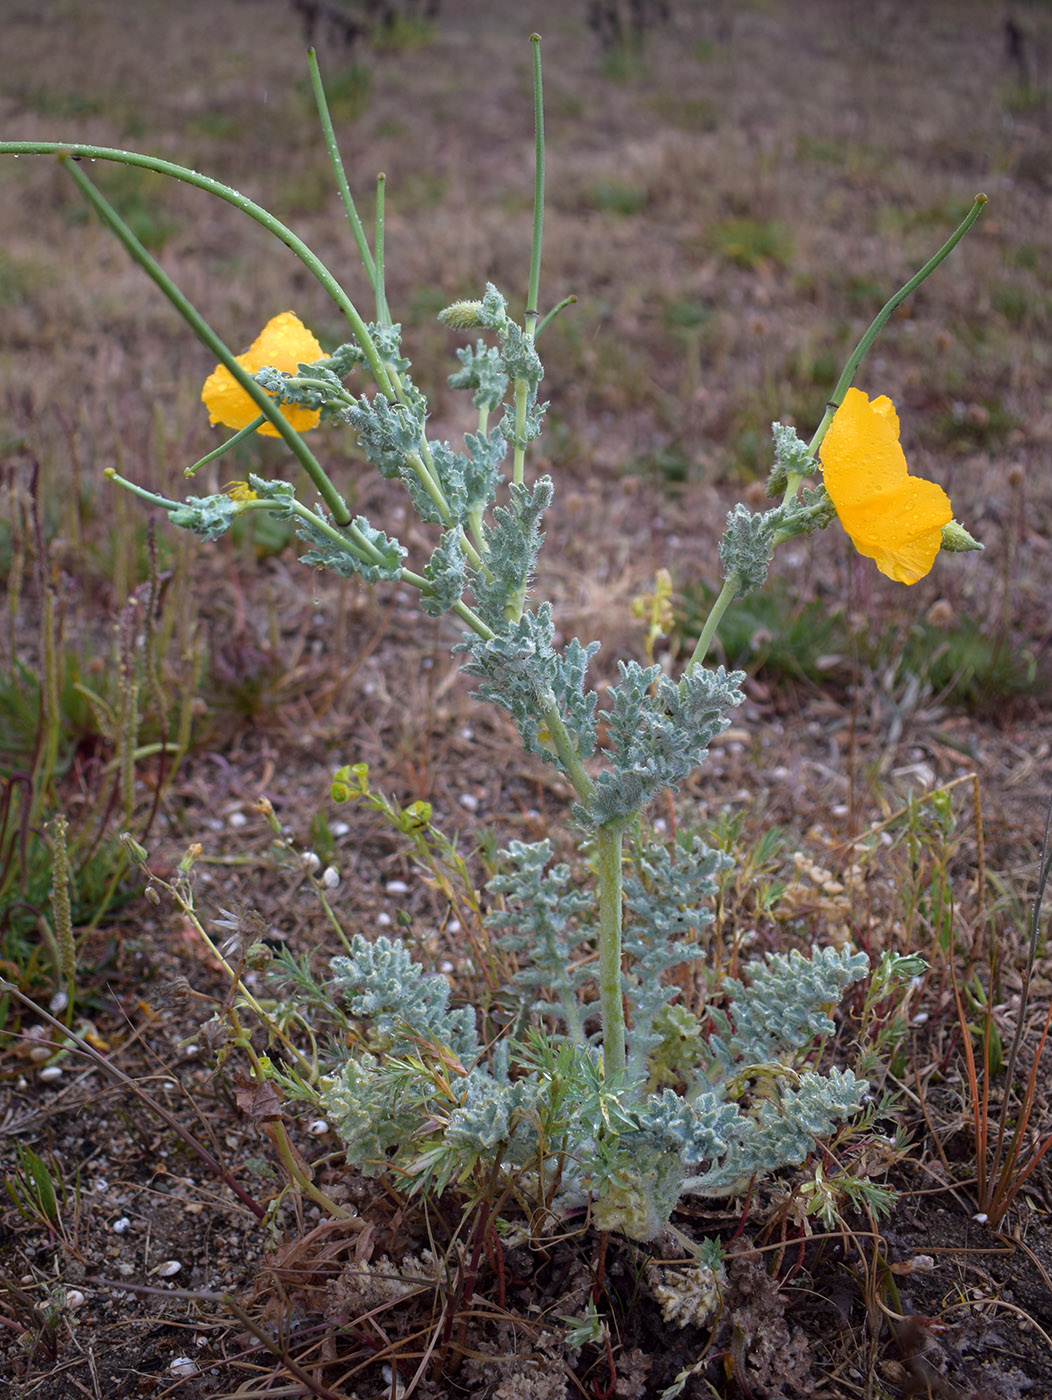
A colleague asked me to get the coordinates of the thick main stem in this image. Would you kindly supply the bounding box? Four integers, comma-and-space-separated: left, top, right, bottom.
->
596, 821, 627, 1083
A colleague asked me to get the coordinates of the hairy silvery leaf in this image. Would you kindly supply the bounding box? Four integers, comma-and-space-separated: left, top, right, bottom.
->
622, 837, 730, 1084
329, 934, 478, 1059
449, 342, 509, 413
321, 1053, 416, 1175
718, 504, 778, 598
624, 837, 728, 946
462, 429, 507, 514
702, 944, 870, 1077
349, 391, 429, 483
426, 441, 471, 525
297, 512, 405, 583
367, 321, 411, 373
500, 389, 547, 448
246, 475, 298, 517
421, 528, 467, 616
445, 1070, 541, 1160
254, 362, 346, 414
550, 636, 600, 761
460, 604, 558, 759
469, 478, 552, 630
426, 432, 506, 526
326, 341, 371, 377
479, 282, 510, 331
580, 663, 745, 826
487, 839, 595, 1038
767, 421, 817, 496
460, 603, 597, 779
641, 1088, 742, 1166
683, 1066, 866, 1197
500, 320, 543, 390
169, 492, 242, 541
778, 484, 838, 540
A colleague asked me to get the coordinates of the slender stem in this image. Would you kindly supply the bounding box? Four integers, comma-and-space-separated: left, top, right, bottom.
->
526, 34, 545, 339
686, 573, 739, 671
106, 469, 496, 642
776, 194, 990, 504
596, 821, 627, 1083
287, 500, 386, 568
406, 450, 455, 525
0, 139, 394, 397
306, 48, 376, 287
507, 36, 545, 509
62, 157, 354, 528
512, 378, 529, 488
536, 294, 577, 338
184, 416, 266, 477
826, 194, 987, 418
537, 690, 595, 804
105, 468, 179, 511
375, 172, 390, 324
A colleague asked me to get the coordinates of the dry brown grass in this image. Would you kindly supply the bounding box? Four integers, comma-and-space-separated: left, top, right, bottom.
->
2, 1, 1052, 1397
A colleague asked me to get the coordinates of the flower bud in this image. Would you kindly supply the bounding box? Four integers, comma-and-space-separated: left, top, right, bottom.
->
939, 520, 983, 553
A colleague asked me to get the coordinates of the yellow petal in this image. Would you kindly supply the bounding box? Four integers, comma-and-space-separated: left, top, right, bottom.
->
201, 312, 324, 437
820, 388, 952, 585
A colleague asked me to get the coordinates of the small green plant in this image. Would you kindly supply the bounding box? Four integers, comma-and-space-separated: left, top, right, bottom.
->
709, 217, 793, 271
0, 478, 197, 1018
0, 41, 988, 1259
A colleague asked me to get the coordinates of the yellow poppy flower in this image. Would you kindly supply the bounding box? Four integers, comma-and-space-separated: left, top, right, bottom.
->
223, 480, 258, 502
202, 312, 324, 438
820, 387, 952, 585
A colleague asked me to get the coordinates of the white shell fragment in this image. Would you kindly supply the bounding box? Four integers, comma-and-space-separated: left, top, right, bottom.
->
156, 1260, 182, 1278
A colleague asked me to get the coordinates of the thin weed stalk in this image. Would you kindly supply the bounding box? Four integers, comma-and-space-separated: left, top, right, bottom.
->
955, 790, 1052, 1224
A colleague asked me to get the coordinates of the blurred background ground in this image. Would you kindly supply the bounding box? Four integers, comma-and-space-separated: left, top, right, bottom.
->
2, 1, 1052, 1396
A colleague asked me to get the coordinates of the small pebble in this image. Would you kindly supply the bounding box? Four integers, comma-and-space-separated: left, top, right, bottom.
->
228, 810, 248, 829
376, 912, 392, 927
330, 820, 351, 837
38, 1065, 63, 1082
458, 792, 479, 811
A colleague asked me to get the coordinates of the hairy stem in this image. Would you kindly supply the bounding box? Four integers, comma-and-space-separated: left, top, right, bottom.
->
596, 821, 628, 1083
